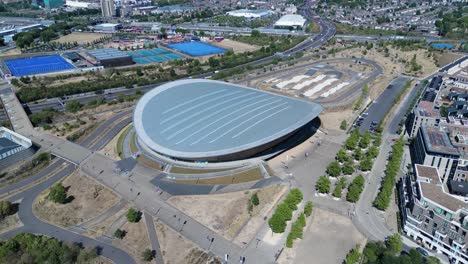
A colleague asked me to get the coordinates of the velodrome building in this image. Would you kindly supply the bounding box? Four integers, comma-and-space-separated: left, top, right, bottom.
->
133, 79, 323, 162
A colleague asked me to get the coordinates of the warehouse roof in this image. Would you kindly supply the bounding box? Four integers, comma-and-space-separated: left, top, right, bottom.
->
274, 14, 306, 27
133, 79, 323, 160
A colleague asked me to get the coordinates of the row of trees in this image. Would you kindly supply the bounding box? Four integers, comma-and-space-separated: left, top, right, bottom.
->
345, 233, 440, 264
373, 138, 405, 210
268, 189, 303, 233
286, 201, 313, 248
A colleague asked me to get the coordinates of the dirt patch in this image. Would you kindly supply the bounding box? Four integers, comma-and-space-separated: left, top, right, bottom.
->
33, 171, 119, 227
155, 219, 220, 264
433, 51, 463, 67
1, 48, 21, 56
287, 208, 366, 264
112, 219, 150, 264
212, 39, 259, 53
54, 33, 108, 44
168, 185, 286, 242
320, 108, 354, 132
0, 213, 22, 234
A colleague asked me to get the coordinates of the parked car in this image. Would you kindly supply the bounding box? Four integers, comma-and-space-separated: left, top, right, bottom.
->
416, 247, 429, 257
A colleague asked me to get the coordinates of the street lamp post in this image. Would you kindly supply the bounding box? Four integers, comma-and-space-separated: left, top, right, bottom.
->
179, 220, 187, 232
207, 236, 214, 250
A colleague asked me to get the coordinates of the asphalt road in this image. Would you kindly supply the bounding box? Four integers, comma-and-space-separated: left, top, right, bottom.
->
0, 111, 140, 264
1, 164, 136, 264
358, 76, 410, 134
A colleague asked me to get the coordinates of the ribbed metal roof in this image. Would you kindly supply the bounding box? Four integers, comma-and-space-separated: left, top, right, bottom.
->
133, 79, 323, 160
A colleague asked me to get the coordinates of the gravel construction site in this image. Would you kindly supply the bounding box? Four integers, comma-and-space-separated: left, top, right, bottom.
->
240, 59, 374, 108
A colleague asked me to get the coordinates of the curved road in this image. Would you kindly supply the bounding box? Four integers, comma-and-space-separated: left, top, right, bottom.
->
1, 8, 337, 264
0, 110, 138, 264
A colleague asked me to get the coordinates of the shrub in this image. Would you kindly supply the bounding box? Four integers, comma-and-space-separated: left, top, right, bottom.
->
342, 160, 355, 175
304, 201, 313, 217
268, 189, 303, 233
346, 175, 365, 203
326, 161, 341, 177
114, 229, 126, 239
142, 249, 155, 261
345, 246, 362, 264
359, 157, 373, 171
315, 175, 331, 194
0, 201, 14, 219
126, 208, 140, 223
47, 182, 67, 204
340, 120, 347, 130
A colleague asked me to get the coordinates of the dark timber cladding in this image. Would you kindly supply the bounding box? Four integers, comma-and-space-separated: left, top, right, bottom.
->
133, 79, 323, 161
86, 48, 133, 67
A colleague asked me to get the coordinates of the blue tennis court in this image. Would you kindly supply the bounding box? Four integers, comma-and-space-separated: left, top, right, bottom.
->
166, 42, 226, 56
151, 48, 169, 54
136, 50, 154, 56
148, 55, 168, 63
128, 49, 183, 64
5, 55, 75, 77
133, 57, 152, 64
163, 53, 183, 60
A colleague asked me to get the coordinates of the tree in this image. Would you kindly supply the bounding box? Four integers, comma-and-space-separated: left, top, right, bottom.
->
367, 146, 379, 159
251, 192, 260, 206
408, 248, 423, 264
142, 249, 155, 262
327, 161, 341, 177
426, 256, 441, 264
346, 175, 365, 203
359, 157, 373, 171
0, 201, 14, 219
354, 148, 362, 161
316, 175, 331, 194
332, 183, 342, 198
126, 208, 140, 223
345, 246, 362, 264
48, 183, 67, 204
342, 160, 355, 175
114, 229, 126, 239
304, 201, 313, 217
336, 149, 349, 163
385, 234, 403, 255
340, 120, 347, 130
66, 100, 82, 113
359, 131, 371, 149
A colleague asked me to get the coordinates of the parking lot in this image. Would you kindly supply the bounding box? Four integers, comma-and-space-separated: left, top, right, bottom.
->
356, 76, 411, 134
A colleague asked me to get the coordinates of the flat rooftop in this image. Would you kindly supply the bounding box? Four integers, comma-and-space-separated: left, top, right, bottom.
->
417, 101, 439, 118
87, 48, 130, 60
419, 182, 466, 213
415, 164, 441, 184
133, 79, 323, 160
421, 126, 459, 156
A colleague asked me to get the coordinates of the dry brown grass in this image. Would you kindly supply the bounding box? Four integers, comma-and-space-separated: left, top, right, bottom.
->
85, 203, 130, 238
172, 167, 263, 185
168, 185, 286, 241
33, 171, 119, 227
212, 39, 259, 53
155, 220, 220, 264
54, 32, 107, 44
112, 218, 150, 264
0, 213, 22, 234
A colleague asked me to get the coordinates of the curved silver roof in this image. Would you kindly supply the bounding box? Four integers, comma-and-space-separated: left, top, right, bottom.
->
133, 79, 323, 160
